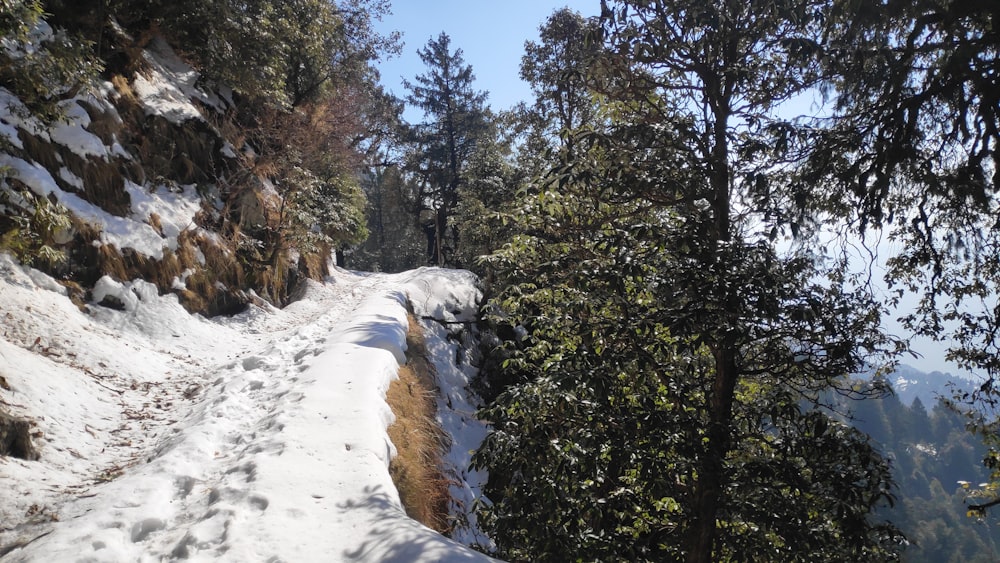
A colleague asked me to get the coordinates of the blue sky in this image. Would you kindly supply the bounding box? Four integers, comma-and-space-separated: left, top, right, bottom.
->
373, 1, 599, 117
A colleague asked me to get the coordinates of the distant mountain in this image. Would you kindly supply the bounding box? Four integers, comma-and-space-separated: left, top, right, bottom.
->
888, 364, 979, 407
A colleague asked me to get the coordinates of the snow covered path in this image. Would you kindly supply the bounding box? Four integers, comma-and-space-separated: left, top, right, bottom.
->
0, 256, 493, 562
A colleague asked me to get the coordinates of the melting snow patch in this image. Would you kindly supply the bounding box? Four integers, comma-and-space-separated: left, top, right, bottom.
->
47, 100, 109, 160
132, 37, 223, 124
0, 156, 195, 260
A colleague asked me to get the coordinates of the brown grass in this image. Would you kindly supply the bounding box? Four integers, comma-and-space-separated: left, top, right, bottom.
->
110, 74, 139, 108
386, 314, 453, 534
147, 212, 164, 236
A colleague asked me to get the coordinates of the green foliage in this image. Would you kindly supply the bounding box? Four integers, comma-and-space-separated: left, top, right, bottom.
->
809, 0, 1000, 515
0, 1, 101, 119
475, 114, 903, 560
283, 164, 367, 254
519, 8, 601, 157
402, 32, 491, 266
353, 165, 426, 272
474, 1, 908, 561
109, 0, 396, 109
0, 180, 72, 268
454, 119, 522, 275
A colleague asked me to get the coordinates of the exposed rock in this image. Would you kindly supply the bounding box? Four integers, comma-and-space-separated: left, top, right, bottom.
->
0, 410, 39, 461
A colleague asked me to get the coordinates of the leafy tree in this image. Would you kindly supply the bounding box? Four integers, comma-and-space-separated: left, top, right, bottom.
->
0, 0, 100, 119
808, 0, 1000, 515
354, 164, 426, 272
403, 32, 490, 266
98, 0, 397, 109
453, 122, 522, 274
475, 2, 906, 559
518, 8, 602, 158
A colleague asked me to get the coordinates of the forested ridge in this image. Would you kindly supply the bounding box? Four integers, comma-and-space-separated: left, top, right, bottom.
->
2, 0, 1000, 561
845, 374, 1000, 562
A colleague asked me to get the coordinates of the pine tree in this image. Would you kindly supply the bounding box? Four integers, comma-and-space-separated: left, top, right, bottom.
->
402, 32, 490, 266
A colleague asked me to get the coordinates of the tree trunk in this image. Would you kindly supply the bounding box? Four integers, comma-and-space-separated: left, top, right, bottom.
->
435, 207, 448, 266
686, 88, 734, 563
686, 346, 738, 563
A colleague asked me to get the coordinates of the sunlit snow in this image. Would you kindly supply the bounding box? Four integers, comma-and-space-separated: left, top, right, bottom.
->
0, 255, 495, 562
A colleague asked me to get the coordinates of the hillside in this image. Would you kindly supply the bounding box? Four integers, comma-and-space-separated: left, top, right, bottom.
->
1, 3, 380, 317
890, 364, 979, 408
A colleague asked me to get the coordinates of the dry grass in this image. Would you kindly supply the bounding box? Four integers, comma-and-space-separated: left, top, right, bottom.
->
386, 314, 452, 534
110, 74, 139, 108
147, 212, 164, 236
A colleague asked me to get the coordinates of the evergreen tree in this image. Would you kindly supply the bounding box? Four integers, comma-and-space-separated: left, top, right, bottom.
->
0, 0, 99, 119
475, 2, 904, 560
518, 8, 602, 158
402, 32, 490, 266
453, 122, 521, 274
354, 165, 425, 272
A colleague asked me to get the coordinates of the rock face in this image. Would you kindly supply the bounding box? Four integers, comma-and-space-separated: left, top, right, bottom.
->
0, 410, 38, 461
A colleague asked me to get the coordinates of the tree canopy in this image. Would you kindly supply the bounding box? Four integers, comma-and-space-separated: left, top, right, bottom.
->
473, 2, 905, 561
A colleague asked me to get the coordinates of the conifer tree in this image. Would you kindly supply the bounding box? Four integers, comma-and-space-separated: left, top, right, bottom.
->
402, 32, 490, 266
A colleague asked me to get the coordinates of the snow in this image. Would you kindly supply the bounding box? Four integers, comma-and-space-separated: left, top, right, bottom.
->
0, 254, 496, 562
2, 18, 496, 562
47, 101, 109, 160
0, 155, 196, 260
132, 37, 224, 124
0, 88, 46, 147
125, 181, 201, 248
397, 269, 493, 548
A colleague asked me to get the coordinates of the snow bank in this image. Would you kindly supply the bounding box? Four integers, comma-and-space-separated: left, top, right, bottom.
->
398, 268, 494, 549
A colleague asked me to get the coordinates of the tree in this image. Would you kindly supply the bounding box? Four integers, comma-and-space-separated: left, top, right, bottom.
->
0, 0, 100, 119
518, 8, 602, 158
96, 0, 397, 109
403, 32, 490, 266
595, 2, 901, 560
453, 121, 521, 274
808, 0, 1000, 515
475, 2, 906, 560
354, 164, 426, 272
